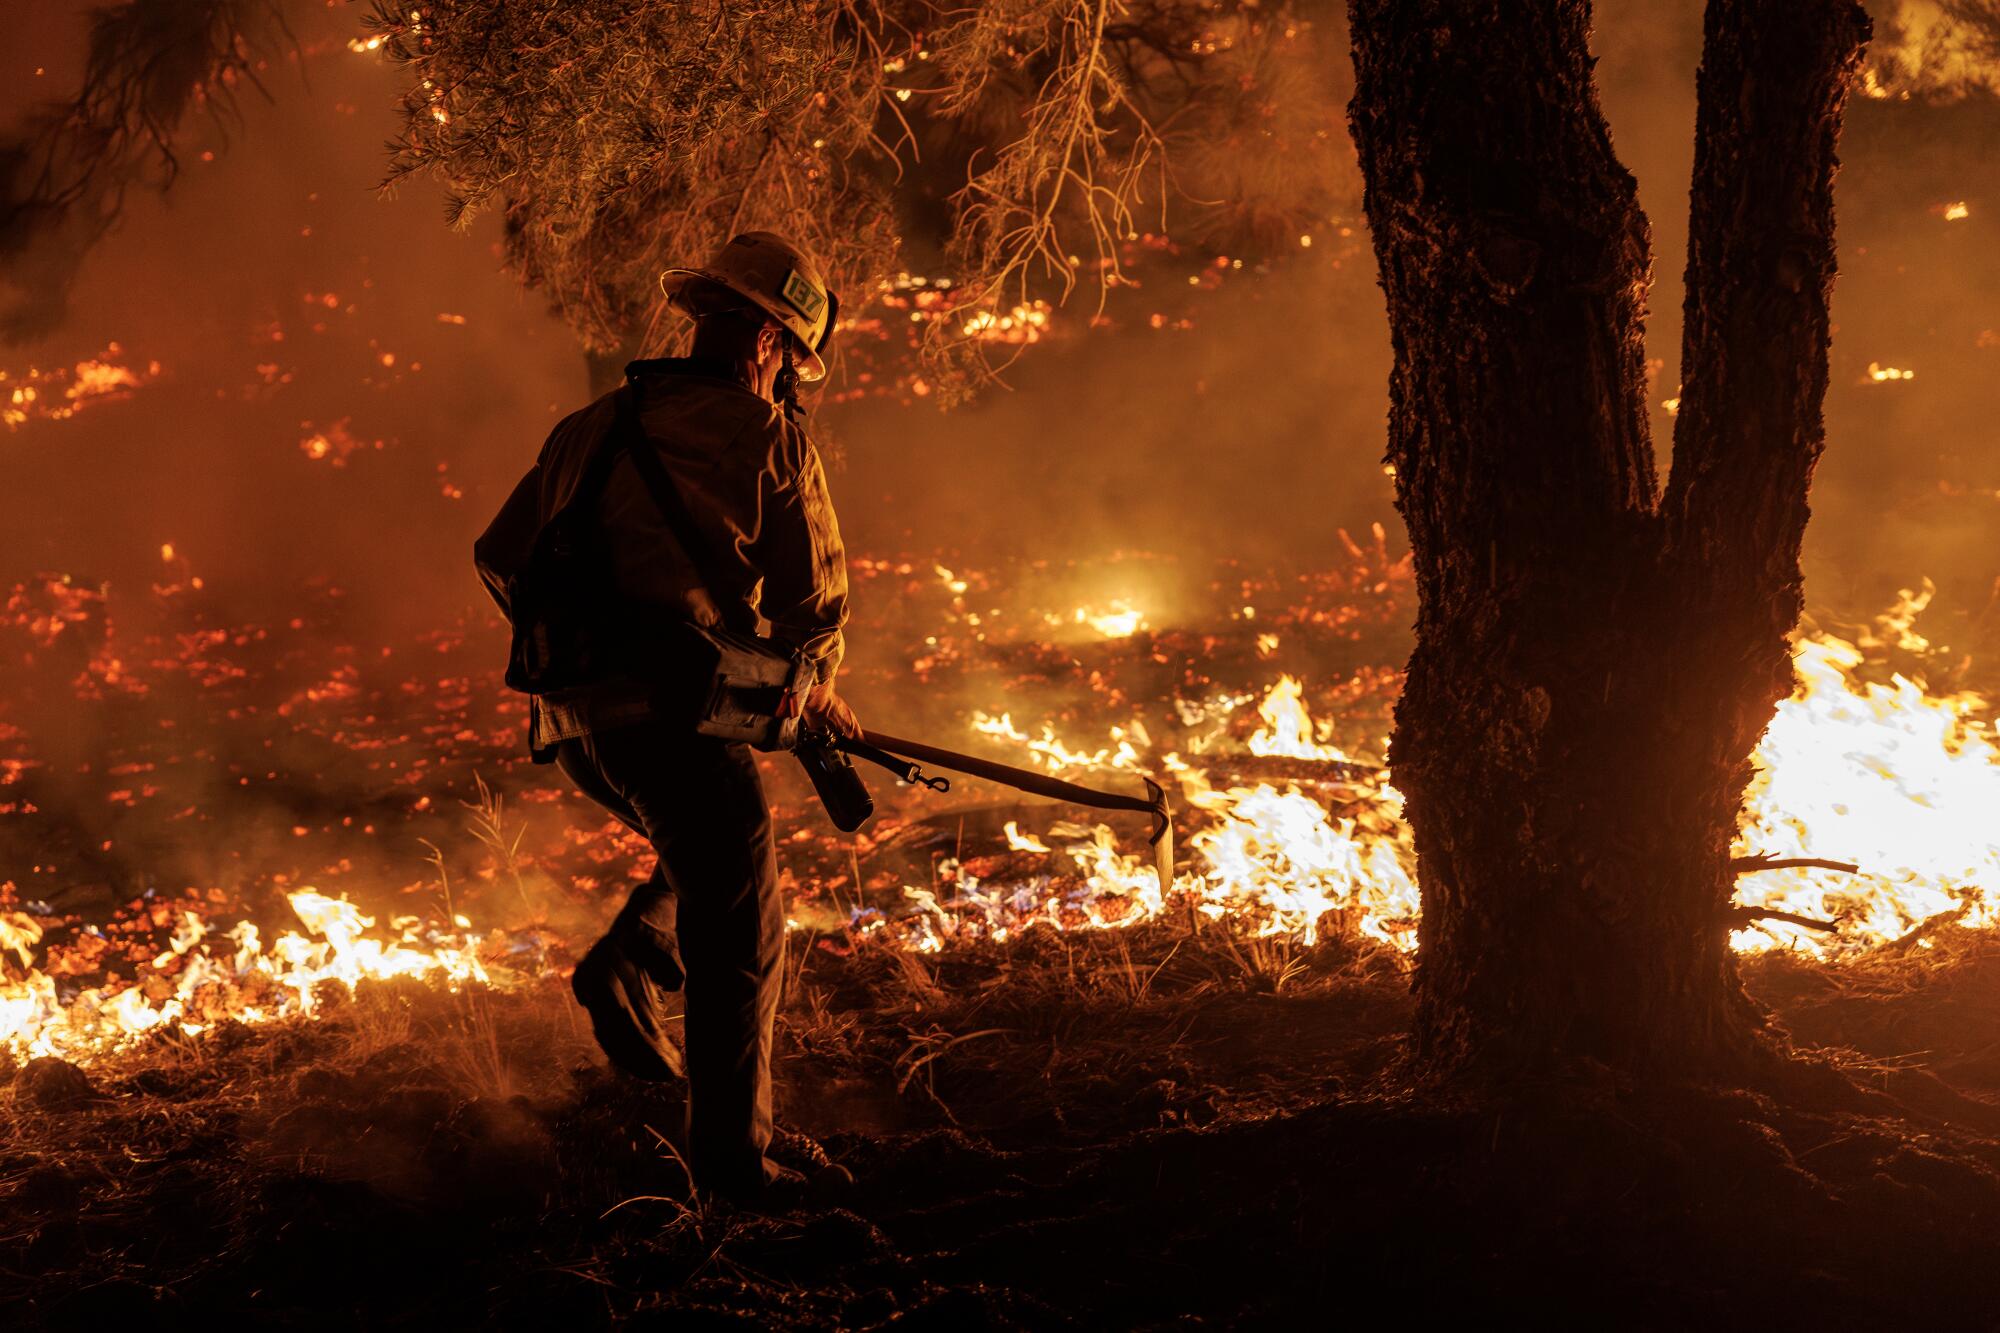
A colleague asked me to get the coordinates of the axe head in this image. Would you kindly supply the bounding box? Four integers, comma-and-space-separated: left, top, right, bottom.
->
1143, 776, 1175, 892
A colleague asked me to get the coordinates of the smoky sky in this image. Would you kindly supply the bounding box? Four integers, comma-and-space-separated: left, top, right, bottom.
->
1, 0, 1997, 652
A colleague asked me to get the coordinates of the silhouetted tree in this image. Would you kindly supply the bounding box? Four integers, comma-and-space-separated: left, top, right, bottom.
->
1347, 0, 1870, 1077
0, 0, 288, 340
366, 0, 1353, 394
5, 2, 1357, 396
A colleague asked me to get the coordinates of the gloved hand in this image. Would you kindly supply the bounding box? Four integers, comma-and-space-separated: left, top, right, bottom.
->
799, 679, 861, 740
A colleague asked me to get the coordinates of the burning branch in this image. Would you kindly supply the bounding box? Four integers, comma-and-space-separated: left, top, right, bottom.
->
1730, 855, 1864, 875
1725, 906, 1840, 933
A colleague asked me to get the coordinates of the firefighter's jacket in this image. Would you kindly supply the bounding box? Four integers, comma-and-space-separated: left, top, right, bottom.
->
474, 357, 849, 755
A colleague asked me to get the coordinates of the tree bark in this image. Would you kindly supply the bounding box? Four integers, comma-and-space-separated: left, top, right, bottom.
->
1346, 0, 1868, 1078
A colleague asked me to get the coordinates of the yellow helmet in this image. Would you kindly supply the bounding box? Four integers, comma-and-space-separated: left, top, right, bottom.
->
660, 231, 835, 381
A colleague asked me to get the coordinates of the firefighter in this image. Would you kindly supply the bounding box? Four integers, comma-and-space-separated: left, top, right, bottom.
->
473, 231, 857, 1200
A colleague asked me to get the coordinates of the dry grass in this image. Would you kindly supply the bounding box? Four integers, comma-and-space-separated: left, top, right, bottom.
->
10, 916, 2000, 1325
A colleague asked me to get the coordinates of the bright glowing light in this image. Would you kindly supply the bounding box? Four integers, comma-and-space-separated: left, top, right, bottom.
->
902, 592, 1997, 962
2, 891, 494, 1062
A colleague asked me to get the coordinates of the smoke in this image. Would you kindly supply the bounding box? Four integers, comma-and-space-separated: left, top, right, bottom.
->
0, 0, 294, 342
4, 1, 2000, 930
1865, 1, 2000, 98
0, 3, 585, 927
825, 238, 1394, 581
1592, 1, 2000, 616
2, 1, 1984, 622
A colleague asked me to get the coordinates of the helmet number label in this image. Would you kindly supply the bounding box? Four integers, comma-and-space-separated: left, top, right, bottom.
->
780, 269, 826, 324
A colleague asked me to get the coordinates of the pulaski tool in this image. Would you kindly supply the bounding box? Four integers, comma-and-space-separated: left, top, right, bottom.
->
797, 727, 1175, 891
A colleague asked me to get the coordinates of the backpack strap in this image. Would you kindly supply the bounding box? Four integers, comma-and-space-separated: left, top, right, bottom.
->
524, 386, 641, 550
615, 379, 738, 608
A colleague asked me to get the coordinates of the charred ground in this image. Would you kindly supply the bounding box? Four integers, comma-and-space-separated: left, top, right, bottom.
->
6, 924, 2000, 1328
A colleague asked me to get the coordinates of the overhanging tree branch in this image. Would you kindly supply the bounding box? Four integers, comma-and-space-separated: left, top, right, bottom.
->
0, 0, 289, 342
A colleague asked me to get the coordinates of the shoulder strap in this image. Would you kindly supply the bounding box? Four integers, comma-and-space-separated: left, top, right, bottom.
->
542, 388, 637, 533
614, 380, 735, 604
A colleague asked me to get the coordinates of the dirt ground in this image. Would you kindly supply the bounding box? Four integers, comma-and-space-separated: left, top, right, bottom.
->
6, 921, 2000, 1330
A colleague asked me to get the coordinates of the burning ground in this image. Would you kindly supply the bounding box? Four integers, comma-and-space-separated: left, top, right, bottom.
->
8, 539, 2000, 1324
9, 2, 2000, 1324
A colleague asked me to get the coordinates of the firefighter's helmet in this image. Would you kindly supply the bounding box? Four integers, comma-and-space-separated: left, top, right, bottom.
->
661, 231, 835, 381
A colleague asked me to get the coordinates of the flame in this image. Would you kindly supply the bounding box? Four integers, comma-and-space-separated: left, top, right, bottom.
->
9, 553, 1994, 1064
1003, 821, 1053, 854
1248, 675, 1366, 763
1732, 627, 2000, 954
970, 712, 1144, 772
1867, 362, 1916, 382
1, 890, 495, 1062
1036, 600, 1150, 639
898, 593, 1995, 962
1079, 601, 1147, 638
1184, 775, 1419, 947
2, 912, 44, 969
906, 678, 1415, 949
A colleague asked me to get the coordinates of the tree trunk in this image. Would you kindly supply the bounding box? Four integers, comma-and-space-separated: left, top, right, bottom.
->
1346, 0, 1868, 1078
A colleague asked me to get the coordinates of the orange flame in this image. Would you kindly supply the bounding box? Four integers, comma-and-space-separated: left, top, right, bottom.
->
2, 891, 493, 1063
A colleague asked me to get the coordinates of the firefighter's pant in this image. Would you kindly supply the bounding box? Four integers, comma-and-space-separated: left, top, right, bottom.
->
555, 720, 784, 1191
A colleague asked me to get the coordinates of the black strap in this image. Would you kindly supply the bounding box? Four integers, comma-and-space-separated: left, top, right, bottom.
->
545, 388, 638, 534
612, 381, 736, 608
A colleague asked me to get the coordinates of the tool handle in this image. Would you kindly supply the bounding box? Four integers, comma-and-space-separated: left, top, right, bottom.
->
846, 730, 1175, 888
853, 729, 1158, 815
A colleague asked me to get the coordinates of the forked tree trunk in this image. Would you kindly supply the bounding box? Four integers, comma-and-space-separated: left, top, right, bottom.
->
1346, 0, 1868, 1077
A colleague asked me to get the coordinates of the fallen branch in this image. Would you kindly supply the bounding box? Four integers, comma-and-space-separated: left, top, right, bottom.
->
1726, 906, 1840, 933
1730, 855, 1863, 876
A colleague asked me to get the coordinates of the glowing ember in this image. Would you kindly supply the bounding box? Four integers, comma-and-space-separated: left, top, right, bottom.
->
299, 418, 382, 465
2, 345, 160, 430
958, 301, 1053, 344
1054, 601, 1148, 639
